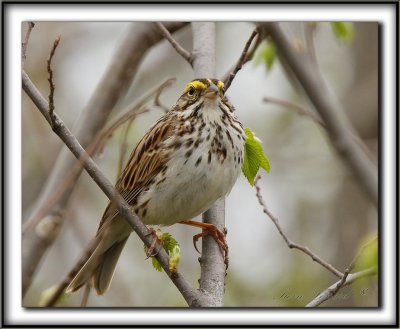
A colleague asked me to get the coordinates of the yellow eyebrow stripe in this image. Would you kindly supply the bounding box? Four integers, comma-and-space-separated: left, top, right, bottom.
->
182, 79, 225, 94
183, 80, 208, 93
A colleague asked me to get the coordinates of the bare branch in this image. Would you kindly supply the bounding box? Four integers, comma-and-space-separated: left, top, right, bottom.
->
22, 70, 213, 307
254, 175, 344, 278
46, 35, 61, 128
156, 22, 192, 64
262, 22, 378, 206
22, 21, 35, 67
22, 22, 187, 297
263, 96, 375, 161
304, 22, 318, 64
191, 22, 225, 307
22, 78, 174, 235
264, 96, 326, 127
306, 267, 377, 307
94, 78, 175, 157
223, 28, 259, 92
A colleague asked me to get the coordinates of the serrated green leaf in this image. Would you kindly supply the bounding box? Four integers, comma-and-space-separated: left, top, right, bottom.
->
151, 257, 163, 272
162, 232, 178, 254
331, 22, 354, 42
242, 128, 270, 186
144, 231, 180, 272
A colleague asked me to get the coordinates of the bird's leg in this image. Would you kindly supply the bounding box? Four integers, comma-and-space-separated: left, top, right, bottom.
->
179, 220, 229, 267
145, 228, 164, 258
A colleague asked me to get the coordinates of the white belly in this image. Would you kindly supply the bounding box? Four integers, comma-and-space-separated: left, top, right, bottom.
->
141, 130, 243, 225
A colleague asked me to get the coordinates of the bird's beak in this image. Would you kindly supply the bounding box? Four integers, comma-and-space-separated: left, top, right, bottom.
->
204, 83, 219, 99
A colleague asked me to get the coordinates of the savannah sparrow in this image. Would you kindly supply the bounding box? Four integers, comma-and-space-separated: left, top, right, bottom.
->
67, 78, 245, 295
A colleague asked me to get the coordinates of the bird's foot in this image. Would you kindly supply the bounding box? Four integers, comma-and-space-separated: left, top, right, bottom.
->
179, 220, 229, 268
145, 228, 164, 258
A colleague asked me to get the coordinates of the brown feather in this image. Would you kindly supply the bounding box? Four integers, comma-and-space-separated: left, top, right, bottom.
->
97, 113, 174, 231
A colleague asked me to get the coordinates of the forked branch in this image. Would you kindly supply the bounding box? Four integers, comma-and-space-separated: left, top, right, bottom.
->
306, 267, 377, 307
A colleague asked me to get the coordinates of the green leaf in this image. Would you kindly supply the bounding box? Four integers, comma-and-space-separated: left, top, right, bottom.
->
255, 40, 277, 71
144, 231, 180, 272
162, 232, 179, 253
169, 245, 181, 273
331, 22, 354, 42
151, 257, 163, 272
242, 128, 270, 186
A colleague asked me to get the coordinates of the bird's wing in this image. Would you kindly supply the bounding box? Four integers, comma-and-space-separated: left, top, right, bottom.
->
97, 114, 175, 232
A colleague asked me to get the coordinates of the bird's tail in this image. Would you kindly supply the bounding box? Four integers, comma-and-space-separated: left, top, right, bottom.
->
66, 218, 131, 295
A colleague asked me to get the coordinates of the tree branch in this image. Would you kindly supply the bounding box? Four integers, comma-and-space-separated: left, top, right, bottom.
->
262, 22, 378, 206
263, 96, 375, 161
22, 78, 174, 235
254, 175, 344, 278
306, 267, 377, 307
191, 22, 225, 307
155, 22, 192, 64
22, 70, 212, 307
264, 96, 326, 127
22, 22, 187, 297
22, 21, 35, 68
46, 35, 60, 128
223, 28, 259, 92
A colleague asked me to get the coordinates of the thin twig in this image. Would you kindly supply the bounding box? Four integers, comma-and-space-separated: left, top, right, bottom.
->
154, 83, 172, 113
306, 267, 377, 307
263, 96, 375, 161
22, 21, 35, 68
311, 236, 378, 306
254, 175, 344, 278
264, 96, 326, 127
22, 78, 174, 234
223, 28, 259, 92
46, 35, 61, 128
156, 22, 192, 64
94, 80, 173, 156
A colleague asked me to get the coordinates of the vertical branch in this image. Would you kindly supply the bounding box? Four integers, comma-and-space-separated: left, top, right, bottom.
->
191, 22, 225, 307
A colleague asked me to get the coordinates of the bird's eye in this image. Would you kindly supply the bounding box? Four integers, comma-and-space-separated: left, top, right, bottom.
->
187, 86, 195, 97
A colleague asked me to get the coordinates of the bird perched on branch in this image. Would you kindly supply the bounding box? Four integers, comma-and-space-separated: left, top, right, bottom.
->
67, 78, 245, 295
